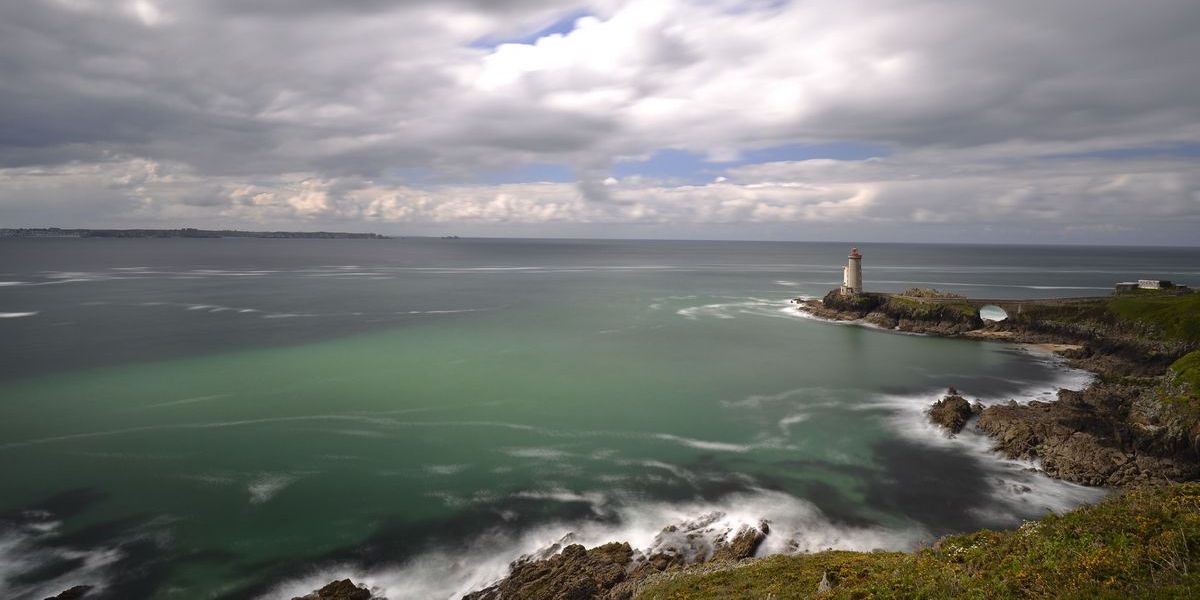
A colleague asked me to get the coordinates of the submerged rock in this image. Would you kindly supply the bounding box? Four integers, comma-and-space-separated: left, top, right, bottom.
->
928, 388, 974, 434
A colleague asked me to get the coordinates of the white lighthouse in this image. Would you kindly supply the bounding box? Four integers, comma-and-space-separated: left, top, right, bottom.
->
840, 247, 863, 296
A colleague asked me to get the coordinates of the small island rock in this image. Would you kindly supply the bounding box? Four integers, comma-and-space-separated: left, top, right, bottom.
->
929, 388, 974, 434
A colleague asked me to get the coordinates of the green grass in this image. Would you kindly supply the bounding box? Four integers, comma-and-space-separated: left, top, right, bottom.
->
1168, 350, 1200, 424
1106, 293, 1200, 344
636, 483, 1200, 599
884, 296, 979, 320
1011, 292, 1200, 346
1172, 351, 1200, 393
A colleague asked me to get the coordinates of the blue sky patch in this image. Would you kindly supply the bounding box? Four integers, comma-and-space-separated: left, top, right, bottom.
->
472, 9, 592, 49
612, 142, 889, 183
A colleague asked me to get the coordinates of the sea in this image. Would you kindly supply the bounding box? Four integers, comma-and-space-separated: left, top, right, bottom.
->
1, 238, 1198, 599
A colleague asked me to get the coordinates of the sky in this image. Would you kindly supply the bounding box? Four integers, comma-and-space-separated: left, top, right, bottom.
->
1, 0, 1198, 244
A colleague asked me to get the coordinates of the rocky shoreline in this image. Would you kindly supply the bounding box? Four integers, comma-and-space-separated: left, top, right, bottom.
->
797, 288, 1200, 488
277, 289, 1200, 600
288, 524, 769, 600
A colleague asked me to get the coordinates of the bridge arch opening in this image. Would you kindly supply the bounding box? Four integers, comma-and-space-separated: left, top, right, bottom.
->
978, 304, 1008, 322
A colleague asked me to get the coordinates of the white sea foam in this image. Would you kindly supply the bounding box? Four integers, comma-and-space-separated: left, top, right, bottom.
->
722, 387, 821, 409
653, 433, 752, 453
503, 447, 572, 460
0, 520, 121, 600
632, 459, 696, 483
676, 297, 801, 321
778, 413, 810, 435
178, 473, 238, 486
0, 312, 37, 318
248, 473, 300, 505
257, 487, 925, 600
143, 393, 230, 409
512, 488, 609, 512
865, 355, 1106, 520
788, 304, 928, 334
139, 300, 491, 320
425, 464, 470, 476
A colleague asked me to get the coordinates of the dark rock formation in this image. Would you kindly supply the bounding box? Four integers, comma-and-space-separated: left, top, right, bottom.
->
464, 522, 768, 600
976, 382, 1200, 487
464, 542, 633, 600
44, 586, 92, 600
800, 287, 1200, 487
928, 388, 976, 434
291, 579, 378, 600
710, 523, 768, 562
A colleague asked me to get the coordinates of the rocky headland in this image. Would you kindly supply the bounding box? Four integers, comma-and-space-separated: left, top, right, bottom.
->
798, 287, 1200, 489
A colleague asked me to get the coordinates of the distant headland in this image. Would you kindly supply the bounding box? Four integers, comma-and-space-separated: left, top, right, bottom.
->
0, 227, 389, 239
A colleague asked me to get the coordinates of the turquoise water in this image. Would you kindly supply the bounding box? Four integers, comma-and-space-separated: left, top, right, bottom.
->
1, 239, 1196, 599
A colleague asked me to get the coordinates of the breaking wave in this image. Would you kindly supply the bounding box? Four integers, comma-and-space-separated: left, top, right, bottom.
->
863, 353, 1105, 520
256, 488, 924, 600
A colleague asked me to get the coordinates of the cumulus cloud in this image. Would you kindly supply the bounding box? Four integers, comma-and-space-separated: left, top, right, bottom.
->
0, 0, 1197, 242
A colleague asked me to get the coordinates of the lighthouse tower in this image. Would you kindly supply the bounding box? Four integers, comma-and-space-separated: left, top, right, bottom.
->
840, 247, 863, 296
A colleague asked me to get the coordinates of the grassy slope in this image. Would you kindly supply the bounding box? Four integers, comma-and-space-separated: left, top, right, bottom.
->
1108, 293, 1200, 344
636, 484, 1200, 600
1016, 291, 1200, 346
884, 296, 978, 320
1172, 351, 1200, 393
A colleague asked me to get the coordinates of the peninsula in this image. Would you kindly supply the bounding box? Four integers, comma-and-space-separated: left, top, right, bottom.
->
0, 227, 388, 239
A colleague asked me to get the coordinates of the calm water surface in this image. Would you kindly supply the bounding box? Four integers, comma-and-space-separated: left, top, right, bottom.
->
1, 239, 1197, 599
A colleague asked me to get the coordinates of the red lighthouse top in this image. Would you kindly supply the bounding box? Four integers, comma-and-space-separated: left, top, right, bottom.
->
849, 247, 862, 259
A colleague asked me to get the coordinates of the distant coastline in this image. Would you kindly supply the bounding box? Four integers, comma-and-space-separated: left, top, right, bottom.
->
0, 227, 389, 239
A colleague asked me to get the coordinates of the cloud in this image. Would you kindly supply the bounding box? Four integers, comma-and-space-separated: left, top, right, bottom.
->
4, 151, 1194, 244
0, 0, 1198, 242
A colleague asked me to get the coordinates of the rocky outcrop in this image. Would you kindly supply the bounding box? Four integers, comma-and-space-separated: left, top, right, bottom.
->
928, 388, 979, 434
464, 521, 768, 600
802, 287, 1200, 487
976, 382, 1200, 487
44, 586, 93, 600
291, 579, 378, 600
710, 523, 768, 562
464, 542, 633, 600
796, 290, 983, 335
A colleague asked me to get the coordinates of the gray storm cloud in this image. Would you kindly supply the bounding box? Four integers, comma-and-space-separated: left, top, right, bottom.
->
0, 0, 1197, 243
